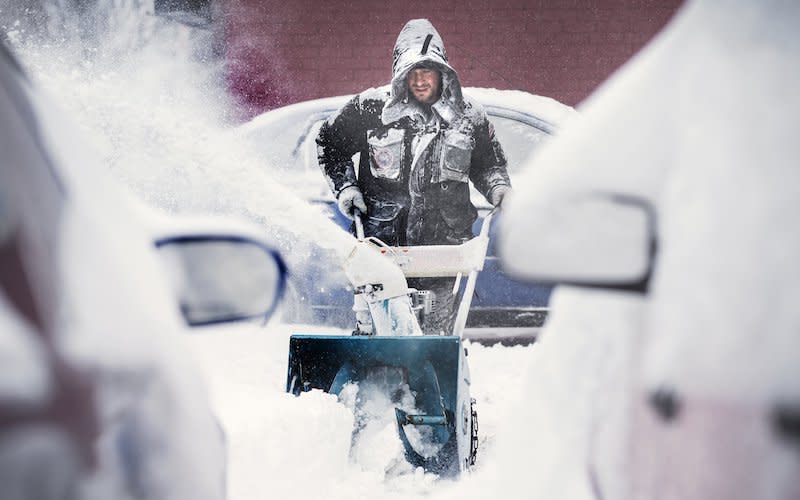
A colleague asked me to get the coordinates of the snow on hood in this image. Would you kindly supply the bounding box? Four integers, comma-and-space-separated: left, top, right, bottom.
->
382, 19, 464, 124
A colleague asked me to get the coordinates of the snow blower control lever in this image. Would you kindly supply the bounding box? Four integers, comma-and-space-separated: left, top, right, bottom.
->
353, 208, 366, 241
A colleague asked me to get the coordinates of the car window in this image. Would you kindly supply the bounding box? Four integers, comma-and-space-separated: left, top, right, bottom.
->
250, 118, 308, 172
297, 118, 326, 174
244, 110, 333, 200
487, 113, 552, 174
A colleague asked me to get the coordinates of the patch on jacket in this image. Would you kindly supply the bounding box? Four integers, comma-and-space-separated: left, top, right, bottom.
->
375, 148, 396, 169
368, 127, 405, 180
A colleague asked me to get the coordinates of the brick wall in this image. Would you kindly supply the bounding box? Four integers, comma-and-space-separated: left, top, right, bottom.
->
224, 0, 683, 120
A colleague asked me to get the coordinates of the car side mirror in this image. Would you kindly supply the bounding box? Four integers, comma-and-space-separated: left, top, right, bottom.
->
155, 236, 287, 327
500, 193, 656, 292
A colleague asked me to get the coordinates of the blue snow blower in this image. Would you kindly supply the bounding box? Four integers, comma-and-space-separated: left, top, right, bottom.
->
286, 335, 476, 475
286, 212, 495, 476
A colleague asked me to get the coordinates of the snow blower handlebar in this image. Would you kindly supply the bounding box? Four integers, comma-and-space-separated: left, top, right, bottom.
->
341, 209, 422, 336
451, 208, 495, 338
342, 207, 497, 337
353, 209, 366, 241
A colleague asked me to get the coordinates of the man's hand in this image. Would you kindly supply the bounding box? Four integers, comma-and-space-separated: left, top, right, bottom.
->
489, 185, 511, 207
337, 185, 368, 220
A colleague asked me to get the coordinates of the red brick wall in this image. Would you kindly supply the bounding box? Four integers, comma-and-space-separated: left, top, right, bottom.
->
224, 0, 683, 120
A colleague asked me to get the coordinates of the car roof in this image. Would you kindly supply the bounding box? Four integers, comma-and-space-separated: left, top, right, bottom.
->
238, 88, 576, 134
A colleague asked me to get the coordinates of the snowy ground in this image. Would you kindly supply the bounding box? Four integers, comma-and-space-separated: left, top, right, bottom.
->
181, 285, 640, 500
184, 321, 539, 500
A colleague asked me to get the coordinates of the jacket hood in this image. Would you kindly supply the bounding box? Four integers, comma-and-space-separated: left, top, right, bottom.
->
382, 19, 464, 124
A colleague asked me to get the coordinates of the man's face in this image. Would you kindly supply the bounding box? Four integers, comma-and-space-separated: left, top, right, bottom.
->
407, 68, 441, 105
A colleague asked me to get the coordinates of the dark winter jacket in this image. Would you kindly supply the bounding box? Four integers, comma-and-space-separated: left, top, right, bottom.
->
317, 19, 510, 246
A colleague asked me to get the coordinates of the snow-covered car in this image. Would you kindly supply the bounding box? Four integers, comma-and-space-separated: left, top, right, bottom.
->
499, 2, 800, 499
238, 89, 575, 343
0, 41, 286, 499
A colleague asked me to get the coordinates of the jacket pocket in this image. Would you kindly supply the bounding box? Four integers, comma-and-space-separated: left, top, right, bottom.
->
439, 131, 473, 183
439, 201, 477, 243
367, 128, 405, 180
363, 197, 405, 245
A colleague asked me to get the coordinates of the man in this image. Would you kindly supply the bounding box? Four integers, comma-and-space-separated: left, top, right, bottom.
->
317, 19, 510, 335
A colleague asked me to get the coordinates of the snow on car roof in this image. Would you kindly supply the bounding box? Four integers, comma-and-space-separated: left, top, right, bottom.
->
238, 87, 576, 132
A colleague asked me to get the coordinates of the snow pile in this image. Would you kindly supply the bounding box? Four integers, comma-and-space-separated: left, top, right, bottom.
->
498, 0, 800, 498
186, 323, 458, 499
340, 380, 412, 475
501, 0, 800, 402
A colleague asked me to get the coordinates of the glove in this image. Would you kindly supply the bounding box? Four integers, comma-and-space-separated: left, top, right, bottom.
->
337, 185, 367, 220
488, 185, 510, 207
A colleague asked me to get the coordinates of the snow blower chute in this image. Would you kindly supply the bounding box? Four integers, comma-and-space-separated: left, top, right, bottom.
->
286, 211, 495, 476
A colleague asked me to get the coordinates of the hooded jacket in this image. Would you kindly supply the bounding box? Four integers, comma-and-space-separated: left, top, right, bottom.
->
317, 19, 510, 246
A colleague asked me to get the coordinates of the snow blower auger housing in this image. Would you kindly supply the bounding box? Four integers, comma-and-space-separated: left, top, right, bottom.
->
286, 211, 495, 477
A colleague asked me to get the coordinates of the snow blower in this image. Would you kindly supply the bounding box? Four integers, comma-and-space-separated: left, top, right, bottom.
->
286, 211, 495, 476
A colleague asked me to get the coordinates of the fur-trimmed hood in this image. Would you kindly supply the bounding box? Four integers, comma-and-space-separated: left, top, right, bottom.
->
381, 19, 464, 125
